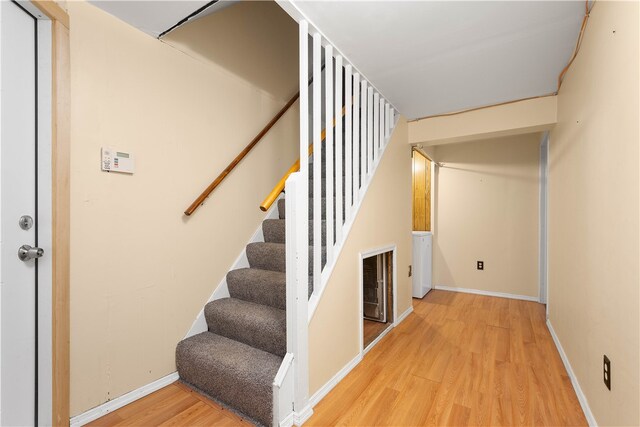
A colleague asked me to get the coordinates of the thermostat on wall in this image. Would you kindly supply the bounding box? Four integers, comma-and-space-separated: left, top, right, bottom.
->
102, 147, 135, 174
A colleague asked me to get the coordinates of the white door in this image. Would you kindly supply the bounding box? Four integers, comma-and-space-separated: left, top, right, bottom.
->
0, 1, 40, 425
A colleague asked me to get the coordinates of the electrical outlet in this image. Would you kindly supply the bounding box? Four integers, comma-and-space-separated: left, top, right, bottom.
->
603, 355, 611, 390
477, 261, 484, 270
408, 265, 412, 277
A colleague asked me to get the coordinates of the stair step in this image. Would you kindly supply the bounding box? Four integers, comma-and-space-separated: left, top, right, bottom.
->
176, 331, 281, 427
263, 219, 326, 245
262, 219, 285, 244
227, 268, 285, 310
205, 298, 286, 357
246, 242, 285, 272
278, 197, 330, 219
278, 197, 350, 221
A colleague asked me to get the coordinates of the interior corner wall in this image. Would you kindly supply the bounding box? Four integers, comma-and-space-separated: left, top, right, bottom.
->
432, 134, 541, 298
68, 0, 298, 416
547, 1, 639, 425
309, 117, 412, 396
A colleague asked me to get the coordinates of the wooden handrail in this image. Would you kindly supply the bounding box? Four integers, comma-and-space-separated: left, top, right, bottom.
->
184, 92, 300, 216
260, 106, 346, 212
184, 65, 326, 217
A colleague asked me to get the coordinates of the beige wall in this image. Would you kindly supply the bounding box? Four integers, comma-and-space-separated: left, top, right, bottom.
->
309, 118, 413, 395
162, 1, 299, 101
548, 2, 639, 425
432, 134, 541, 298
408, 96, 557, 147
69, 1, 298, 415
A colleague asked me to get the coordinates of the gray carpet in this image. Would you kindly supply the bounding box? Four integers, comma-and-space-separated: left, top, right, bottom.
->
176, 332, 281, 426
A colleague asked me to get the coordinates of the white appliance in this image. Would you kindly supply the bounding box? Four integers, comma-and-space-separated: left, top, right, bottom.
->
412, 231, 433, 298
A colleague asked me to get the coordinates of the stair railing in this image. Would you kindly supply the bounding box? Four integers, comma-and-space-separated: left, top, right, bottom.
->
279, 19, 398, 424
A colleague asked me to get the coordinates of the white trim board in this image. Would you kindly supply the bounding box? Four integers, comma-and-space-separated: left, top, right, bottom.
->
69, 372, 179, 427
434, 285, 539, 302
546, 320, 597, 426
185, 193, 284, 338
309, 304, 413, 408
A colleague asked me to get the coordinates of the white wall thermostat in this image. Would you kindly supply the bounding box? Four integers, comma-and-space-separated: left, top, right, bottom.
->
101, 147, 135, 174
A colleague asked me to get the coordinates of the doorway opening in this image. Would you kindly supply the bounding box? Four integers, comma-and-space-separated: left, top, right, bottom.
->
361, 248, 395, 351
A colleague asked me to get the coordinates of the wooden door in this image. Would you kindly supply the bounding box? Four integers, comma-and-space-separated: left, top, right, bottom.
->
412, 150, 431, 231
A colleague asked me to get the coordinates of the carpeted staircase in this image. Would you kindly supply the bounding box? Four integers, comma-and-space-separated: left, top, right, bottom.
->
177, 124, 347, 425
176, 174, 325, 427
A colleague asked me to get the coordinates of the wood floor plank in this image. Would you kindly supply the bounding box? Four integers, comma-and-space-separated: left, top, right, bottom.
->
381, 376, 440, 426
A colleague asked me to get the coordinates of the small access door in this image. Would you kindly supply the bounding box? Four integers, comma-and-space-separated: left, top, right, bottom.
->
1, 1, 43, 425
363, 254, 387, 323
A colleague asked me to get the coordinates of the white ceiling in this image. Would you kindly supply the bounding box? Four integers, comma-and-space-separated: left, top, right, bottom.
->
294, 1, 585, 119
89, 0, 236, 38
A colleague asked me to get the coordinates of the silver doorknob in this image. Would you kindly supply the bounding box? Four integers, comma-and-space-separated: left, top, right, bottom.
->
18, 245, 44, 262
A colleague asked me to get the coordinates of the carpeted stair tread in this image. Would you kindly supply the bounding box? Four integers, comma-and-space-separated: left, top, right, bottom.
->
263, 219, 326, 245
205, 298, 286, 357
262, 219, 286, 244
176, 331, 281, 427
278, 197, 333, 219
246, 242, 285, 272
227, 268, 285, 310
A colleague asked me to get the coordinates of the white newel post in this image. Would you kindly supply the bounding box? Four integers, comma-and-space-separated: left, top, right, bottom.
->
286, 19, 310, 421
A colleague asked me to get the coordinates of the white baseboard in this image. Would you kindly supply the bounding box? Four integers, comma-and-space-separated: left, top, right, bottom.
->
279, 412, 295, 427
396, 305, 414, 323
293, 405, 314, 426
434, 285, 539, 302
70, 372, 179, 427
309, 353, 362, 408
546, 320, 597, 427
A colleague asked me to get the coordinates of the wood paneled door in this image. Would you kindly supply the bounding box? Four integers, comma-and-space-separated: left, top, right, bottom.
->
412, 150, 431, 231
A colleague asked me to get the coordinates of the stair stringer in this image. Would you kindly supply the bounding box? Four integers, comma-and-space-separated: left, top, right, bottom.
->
308, 116, 400, 321
184, 193, 285, 339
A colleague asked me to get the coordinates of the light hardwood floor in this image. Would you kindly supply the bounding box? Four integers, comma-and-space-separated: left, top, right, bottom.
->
308, 290, 587, 426
88, 290, 587, 426
85, 382, 253, 426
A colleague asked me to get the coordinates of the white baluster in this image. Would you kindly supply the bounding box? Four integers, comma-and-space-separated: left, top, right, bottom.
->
325, 45, 334, 266
360, 80, 367, 183
379, 97, 385, 149
345, 65, 353, 223
367, 86, 373, 177
353, 73, 360, 204
385, 103, 390, 140
373, 92, 380, 162
335, 55, 343, 243
312, 33, 322, 295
